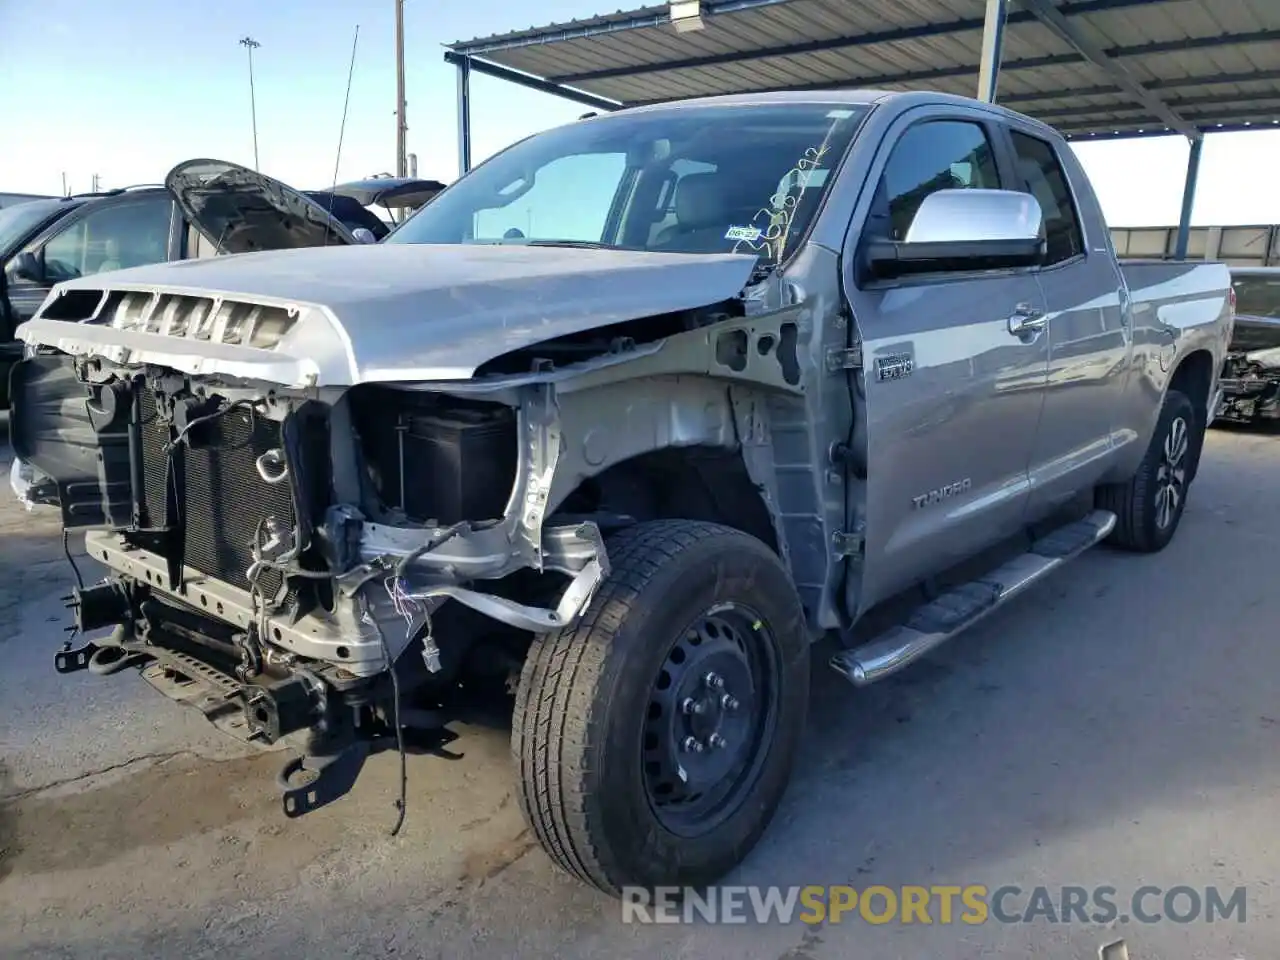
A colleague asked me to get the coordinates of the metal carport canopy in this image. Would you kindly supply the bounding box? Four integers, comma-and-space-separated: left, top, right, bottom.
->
445, 0, 1280, 257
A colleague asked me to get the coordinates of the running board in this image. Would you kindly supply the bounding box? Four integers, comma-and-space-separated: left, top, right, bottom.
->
831, 509, 1117, 686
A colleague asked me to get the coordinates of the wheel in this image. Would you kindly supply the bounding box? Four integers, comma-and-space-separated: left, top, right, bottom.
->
1096, 389, 1197, 552
511, 519, 810, 896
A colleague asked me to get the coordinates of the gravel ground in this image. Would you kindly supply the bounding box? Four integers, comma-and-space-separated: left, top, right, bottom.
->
1, 418, 1277, 960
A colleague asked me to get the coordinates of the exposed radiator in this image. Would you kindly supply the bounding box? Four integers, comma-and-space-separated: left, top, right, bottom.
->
136, 389, 294, 599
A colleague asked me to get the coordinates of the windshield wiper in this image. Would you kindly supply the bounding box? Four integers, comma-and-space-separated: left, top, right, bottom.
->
523, 239, 613, 249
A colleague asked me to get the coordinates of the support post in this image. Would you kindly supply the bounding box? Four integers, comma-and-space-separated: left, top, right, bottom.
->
976, 0, 1009, 103
456, 55, 472, 176
395, 0, 407, 178
1174, 135, 1203, 260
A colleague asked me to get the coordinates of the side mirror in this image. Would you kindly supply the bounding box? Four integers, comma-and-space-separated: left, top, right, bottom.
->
351, 227, 377, 244
9, 250, 43, 283
866, 189, 1046, 281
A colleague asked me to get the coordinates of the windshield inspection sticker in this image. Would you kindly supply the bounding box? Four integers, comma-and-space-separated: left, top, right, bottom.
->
725, 225, 763, 242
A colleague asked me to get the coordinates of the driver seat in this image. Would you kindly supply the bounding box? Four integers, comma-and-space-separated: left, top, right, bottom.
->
654, 173, 739, 252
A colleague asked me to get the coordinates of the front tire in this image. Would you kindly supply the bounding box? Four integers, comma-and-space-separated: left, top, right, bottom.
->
512, 520, 810, 896
1096, 388, 1197, 552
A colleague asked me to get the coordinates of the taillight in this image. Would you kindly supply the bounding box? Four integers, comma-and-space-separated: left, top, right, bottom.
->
1228, 286, 1237, 313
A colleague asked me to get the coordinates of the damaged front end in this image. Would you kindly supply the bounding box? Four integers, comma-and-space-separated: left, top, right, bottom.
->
11, 348, 608, 818
1217, 347, 1280, 424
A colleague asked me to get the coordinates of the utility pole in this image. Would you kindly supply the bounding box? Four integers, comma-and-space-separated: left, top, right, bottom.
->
240, 36, 262, 170
61, 172, 68, 196
395, 0, 407, 178
91, 174, 100, 193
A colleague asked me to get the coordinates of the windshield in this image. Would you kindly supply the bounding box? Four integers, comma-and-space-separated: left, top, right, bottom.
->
386, 102, 868, 262
0, 200, 70, 255
1233, 274, 1280, 319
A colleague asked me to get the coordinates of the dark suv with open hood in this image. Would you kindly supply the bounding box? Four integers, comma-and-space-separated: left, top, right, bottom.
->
1, 160, 443, 405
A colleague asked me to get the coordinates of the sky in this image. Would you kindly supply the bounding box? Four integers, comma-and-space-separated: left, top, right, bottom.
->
1, 0, 1277, 228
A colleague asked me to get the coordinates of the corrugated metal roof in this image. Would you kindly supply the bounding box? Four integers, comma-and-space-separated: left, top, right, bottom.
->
447, 0, 1280, 140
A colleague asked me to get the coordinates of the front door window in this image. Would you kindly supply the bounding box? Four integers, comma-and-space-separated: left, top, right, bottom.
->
40, 196, 173, 282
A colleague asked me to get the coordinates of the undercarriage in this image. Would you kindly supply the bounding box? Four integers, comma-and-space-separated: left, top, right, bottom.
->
14, 351, 609, 821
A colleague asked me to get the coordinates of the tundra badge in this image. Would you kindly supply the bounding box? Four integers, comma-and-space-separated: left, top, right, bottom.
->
912, 478, 971, 509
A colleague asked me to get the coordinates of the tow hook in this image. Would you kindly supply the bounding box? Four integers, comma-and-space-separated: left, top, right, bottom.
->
277, 741, 372, 818
55, 581, 135, 674
63, 581, 131, 634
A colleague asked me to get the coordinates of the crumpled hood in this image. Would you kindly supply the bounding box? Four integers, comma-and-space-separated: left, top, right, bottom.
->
22, 243, 759, 385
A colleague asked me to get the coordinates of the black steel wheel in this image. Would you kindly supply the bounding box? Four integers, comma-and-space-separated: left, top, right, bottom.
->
512, 520, 809, 896
642, 601, 781, 837
1097, 388, 1198, 552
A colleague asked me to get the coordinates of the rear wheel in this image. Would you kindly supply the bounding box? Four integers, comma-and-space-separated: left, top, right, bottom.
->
1096, 388, 1197, 552
512, 519, 810, 896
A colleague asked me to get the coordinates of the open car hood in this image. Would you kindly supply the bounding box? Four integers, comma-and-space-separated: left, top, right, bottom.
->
165, 159, 358, 254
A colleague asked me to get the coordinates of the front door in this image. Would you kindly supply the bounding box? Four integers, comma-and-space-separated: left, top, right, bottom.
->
842, 112, 1051, 612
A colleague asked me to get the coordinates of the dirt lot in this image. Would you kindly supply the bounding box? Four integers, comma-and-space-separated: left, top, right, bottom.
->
2, 418, 1279, 959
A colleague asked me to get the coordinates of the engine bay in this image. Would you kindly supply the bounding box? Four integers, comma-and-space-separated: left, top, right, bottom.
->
10, 350, 609, 813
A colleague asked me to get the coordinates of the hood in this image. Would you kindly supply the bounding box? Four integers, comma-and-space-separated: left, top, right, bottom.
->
165, 158, 358, 254
23, 243, 759, 386
1230, 314, 1280, 356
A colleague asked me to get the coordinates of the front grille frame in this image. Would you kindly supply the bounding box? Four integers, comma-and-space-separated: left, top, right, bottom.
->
127, 378, 320, 609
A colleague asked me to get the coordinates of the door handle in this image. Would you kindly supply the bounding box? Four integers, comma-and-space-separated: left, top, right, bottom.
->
1007, 304, 1047, 336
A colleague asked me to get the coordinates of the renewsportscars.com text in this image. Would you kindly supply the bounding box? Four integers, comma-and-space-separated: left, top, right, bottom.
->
621, 884, 1247, 925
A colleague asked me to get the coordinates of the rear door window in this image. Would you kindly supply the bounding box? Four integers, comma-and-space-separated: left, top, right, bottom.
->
1008, 130, 1085, 265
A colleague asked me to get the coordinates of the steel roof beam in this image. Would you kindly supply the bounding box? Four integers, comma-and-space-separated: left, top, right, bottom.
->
1037, 91, 1280, 121
1013, 0, 1197, 138
689, 28, 1280, 104
999, 67, 1280, 105
548, 0, 1165, 84
1056, 103, 1280, 135
449, 0, 790, 56
443, 52, 622, 111
1063, 124, 1256, 141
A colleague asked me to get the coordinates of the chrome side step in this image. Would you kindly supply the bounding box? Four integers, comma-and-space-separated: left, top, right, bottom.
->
830, 509, 1117, 686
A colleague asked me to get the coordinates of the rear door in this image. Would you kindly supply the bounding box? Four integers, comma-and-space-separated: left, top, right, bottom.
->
1003, 123, 1132, 515
842, 108, 1050, 610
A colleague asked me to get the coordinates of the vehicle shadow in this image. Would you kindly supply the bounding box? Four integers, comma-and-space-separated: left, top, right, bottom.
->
5, 444, 1279, 958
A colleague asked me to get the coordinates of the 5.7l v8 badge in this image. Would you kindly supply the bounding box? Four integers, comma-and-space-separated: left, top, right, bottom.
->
876, 353, 914, 381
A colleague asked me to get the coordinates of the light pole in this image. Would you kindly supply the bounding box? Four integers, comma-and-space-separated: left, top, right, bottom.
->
395, 0, 407, 178
240, 36, 262, 170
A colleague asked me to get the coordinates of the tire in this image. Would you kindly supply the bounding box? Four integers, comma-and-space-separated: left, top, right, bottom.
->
1096, 389, 1197, 552
512, 519, 810, 896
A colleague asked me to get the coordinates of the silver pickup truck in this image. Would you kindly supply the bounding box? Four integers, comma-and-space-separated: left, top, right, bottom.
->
9, 90, 1233, 897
